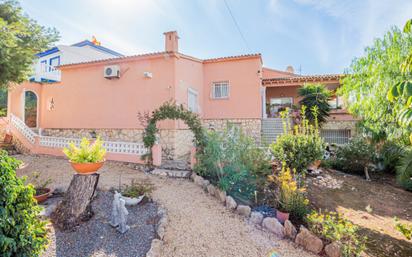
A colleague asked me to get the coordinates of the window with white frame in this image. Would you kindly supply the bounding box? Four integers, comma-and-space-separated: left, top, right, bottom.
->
211, 81, 229, 99
188, 88, 198, 113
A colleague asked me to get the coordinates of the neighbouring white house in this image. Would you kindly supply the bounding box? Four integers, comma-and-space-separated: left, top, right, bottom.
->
30, 39, 123, 83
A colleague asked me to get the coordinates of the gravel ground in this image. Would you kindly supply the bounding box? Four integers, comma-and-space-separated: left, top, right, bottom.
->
42, 191, 158, 257
16, 154, 315, 257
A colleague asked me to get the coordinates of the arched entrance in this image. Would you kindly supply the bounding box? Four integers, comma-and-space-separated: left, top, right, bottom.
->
24, 91, 38, 128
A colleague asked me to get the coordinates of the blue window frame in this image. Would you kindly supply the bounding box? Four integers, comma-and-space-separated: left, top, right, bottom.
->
49, 56, 60, 71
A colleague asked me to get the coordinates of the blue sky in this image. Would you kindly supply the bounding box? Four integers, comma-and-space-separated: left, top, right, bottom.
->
20, 0, 412, 74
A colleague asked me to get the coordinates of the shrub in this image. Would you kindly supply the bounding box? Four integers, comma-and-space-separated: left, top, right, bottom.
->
270, 106, 325, 173
394, 217, 412, 240
0, 151, 48, 256
63, 137, 106, 163
306, 210, 366, 257
333, 137, 376, 180
379, 141, 406, 173
194, 125, 271, 204
396, 149, 412, 191
268, 165, 309, 219
121, 179, 154, 198
298, 83, 332, 125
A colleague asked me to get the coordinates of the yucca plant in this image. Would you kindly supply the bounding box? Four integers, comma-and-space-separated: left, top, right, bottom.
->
63, 137, 106, 163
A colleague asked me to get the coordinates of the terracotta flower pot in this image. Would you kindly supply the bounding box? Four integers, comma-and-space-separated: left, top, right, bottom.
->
276, 209, 290, 224
70, 160, 105, 175
34, 188, 51, 203
308, 159, 322, 170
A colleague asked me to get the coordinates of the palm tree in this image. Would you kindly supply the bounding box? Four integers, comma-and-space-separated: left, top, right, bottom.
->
298, 83, 332, 125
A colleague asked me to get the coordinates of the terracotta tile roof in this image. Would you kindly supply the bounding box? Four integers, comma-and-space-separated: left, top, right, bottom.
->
203, 53, 262, 63
58, 51, 170, 68
262, 74, 344, 86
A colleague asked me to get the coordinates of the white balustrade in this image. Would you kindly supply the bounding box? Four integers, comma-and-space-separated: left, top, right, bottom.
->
10, 114, 148, 156
10, 114, 36, 144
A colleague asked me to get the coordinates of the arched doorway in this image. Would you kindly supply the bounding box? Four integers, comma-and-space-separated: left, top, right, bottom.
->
24, 91, 38, 128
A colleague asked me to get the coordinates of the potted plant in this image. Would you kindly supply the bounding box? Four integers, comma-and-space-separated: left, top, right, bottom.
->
30, 171, 52, 203
121, 179, 153, 206
63, 137, 106, 175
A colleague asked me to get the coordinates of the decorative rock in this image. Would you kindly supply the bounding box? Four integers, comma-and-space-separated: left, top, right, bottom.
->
194, 175, 205, 187
146, 239, 163, 257
207, 184, 216, 196
216, 189, 226, 204
201, 179, 210, 189
236, 205, 251, 217
325, 242, 342, 257
250, 211, 264, 225
295, 226, 324, 254
225, 196, 237, 210
262, 217, 285, 238
284, 220, 297, 240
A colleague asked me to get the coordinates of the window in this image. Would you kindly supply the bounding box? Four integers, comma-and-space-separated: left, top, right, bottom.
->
328, 96, 344, 109
49, 56, 60, 70
188, 88, 198, 113
211, 82, 229, 99
40, 60, 47, 72
268, 97, 293, 117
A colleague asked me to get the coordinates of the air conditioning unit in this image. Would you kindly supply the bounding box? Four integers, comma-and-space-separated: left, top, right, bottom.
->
104, 65, 120, 78
143, 71, 153, 78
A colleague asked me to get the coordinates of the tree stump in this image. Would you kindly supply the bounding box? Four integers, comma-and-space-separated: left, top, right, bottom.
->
52, 174, 100, 231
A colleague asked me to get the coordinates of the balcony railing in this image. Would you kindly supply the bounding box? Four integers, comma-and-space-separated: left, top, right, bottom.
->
30, 63, 61, 82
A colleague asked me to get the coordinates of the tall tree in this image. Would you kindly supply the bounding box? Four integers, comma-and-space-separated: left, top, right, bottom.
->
0, 0, 59, 87
338, 26, 412, 143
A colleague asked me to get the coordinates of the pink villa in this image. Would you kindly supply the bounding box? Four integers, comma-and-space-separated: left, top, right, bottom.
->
5, 31, 356, 165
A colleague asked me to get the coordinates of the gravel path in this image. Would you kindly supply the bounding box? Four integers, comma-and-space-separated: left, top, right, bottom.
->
16, 154, 315, 257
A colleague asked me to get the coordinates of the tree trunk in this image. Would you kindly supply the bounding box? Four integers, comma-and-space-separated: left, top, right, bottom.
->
364, 166, 371, 181
52, 174, 100, 231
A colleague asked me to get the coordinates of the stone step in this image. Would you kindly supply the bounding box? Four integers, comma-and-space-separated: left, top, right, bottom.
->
160, 160, 190, 170
151, 168, 191, 178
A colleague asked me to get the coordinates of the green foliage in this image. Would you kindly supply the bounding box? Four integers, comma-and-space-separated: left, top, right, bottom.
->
270, 106, 325, 173
194, 124, 271, 204
63, 137, 106, 163
268, 165, 309, 219
396, 148, 412, 191
0, 0, 59, 87
333, 137, 376, 175
121, 179, 154, 198
306, 210, 366, 257
378, 141, 406, 173
338, 26, 412, 142
298, 83, 332, 125
139, 101, 206, 162
394, 217, 412, 240
27, 171, 52, 195
0, 150, 48, 256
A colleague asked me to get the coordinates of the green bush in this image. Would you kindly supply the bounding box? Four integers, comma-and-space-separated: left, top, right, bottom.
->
194, 125, 271, 204
396, 149, 412, 191
0, 151, 48, 256
333, 137, 376, 180
270, 106, 325, 173
63, 137, 106, 163
379, 141, 406, 173
306, 210, 366, 257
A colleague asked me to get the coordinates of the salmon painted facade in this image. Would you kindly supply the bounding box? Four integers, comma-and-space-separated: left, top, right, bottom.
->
6, 31, 356, 164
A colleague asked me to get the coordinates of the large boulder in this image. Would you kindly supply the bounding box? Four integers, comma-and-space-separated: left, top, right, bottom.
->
236, 205, 251, 217
284, 220, 297, 240
295, 226, 324, 254
225, 196, 237, 210
325, 242, 342, 257
250, 212, 264, 225
262, 217, 285, 238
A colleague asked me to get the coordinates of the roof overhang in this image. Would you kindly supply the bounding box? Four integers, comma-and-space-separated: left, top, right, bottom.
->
262, 74, 344, 87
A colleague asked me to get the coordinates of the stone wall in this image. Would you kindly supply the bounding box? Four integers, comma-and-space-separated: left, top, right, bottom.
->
202, 119, 261, 142
322, 120, 357, 136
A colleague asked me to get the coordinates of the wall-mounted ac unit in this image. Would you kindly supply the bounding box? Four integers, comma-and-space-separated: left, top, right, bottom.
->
104, 65, 120, 79
143, 71, 153, 78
